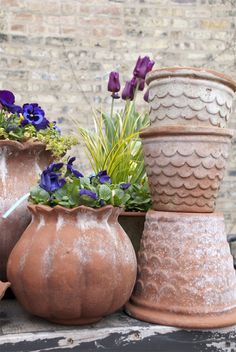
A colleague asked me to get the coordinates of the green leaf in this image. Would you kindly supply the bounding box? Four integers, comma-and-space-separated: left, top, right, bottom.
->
98, 184, 112, 201
30, 186, 50, 204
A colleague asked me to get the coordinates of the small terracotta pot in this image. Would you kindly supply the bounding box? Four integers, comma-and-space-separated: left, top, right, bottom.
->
0, 281, 10, 300
7, 204, 137, 325
140, 126, 233, 213
118, 211, 146, 255
0, 140, 52, 281
146, 67, 236, 128
126, 210, 236, 329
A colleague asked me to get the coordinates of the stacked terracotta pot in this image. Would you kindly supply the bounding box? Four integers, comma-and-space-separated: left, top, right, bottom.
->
126, 67, 236, 328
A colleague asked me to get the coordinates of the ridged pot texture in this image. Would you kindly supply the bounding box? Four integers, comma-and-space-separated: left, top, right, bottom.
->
140, 126, 233, 213
7, 205, 137, 325
0, 140, 52, 281
146, 67, 236, 128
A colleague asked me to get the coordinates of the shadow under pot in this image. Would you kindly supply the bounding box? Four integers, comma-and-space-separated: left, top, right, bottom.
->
7, 204, 137, 325
146, 67, 236, 128
140, 126, 233, 213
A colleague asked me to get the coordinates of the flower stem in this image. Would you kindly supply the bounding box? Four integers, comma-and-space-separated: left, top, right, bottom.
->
2, 193, 30, 219
110, 96, 115, 119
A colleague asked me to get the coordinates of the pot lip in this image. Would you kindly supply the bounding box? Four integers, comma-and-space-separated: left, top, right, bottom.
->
148, 209, 224, 218
146, 66, 236, 91
0, 139, 47, 151
140, 125, 234, 138
28, 203, 121, 214
120, 211, 146, 217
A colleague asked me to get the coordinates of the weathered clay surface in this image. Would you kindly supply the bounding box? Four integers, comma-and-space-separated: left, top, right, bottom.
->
0, 281, 10, 299
126, 210, 236, 328
140, 126, 233, 212
0, 140, 52, 281
7, 205, 137, 325
146, 67, 236, 128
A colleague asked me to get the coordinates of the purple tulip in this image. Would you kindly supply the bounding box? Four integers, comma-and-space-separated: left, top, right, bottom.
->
67, 157, 83, 178
121, 80, 135, 100
120, 183, 131, 190
96, 170, 111, 184
79, 189, 98, 200
39, 163, 66, 193
0, 90, 22, 114
133, 56, 155, 80
144, 89, 149, 103
21, 103, 49, 130
131, 77, 145, 91
108, 71, 121, 94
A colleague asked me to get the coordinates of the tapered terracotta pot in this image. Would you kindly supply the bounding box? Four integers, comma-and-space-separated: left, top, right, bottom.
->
140, 126, 233, 213
0, 140, 52, 281
0, 281, 10, 299
7, 204, 137, 325
146, 67, 236, 128
126, 210, 236, 329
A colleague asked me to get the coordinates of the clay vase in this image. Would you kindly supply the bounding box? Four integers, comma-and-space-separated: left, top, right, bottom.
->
140, 126, 233, 213
126, 210, 236, 329
7, 204, 137, 325
0, 140, 52, 281
0, 281, 10, 299
146, 67, 236, 128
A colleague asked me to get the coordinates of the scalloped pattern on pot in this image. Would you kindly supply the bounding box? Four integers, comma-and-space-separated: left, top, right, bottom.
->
142, 133, 232, 212
131, 211, 236, 317
148, 78, 235, 128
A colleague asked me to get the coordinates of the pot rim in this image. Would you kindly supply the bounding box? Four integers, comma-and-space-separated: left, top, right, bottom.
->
140, 125, 234, 138
0, 139, 47, 151
146, 66, 236, 91
28, 203, 121, 215
120, 211, 146, 217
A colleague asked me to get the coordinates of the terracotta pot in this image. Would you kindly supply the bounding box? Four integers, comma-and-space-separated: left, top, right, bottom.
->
118, 212, 146, 255
126, 210, 236, 329
0, 281, 10, 299
7, 204, 137, 325
140, 126, 233, 213
0, 140, 52, 281
146, 67, 236, 128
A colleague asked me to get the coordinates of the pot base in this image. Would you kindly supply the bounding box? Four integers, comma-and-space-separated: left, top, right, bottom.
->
48, 316, 102, 326
126, 301, 236, 329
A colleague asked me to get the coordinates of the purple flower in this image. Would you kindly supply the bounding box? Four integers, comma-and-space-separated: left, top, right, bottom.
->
133, 56, 155, 80
144, 89, 149, 103
131, 77, 145, 91
121, 80, 135, 101
21, 103, 49, 130
39, 163, 66, 193
0, 90, 22, 114
96, 170, 111, 184
108, 71, 121, 94
79, 189, 98, 200
67, 157, 83, 178
53, 121, 61, 134
120, 183, 131, 190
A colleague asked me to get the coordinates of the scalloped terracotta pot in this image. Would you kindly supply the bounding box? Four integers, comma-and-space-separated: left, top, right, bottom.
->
126, 211, 236, 329
146, 67, 236, 128
140, 126, 233, 212
7, 205, 137, 325
0, 140, 52, 281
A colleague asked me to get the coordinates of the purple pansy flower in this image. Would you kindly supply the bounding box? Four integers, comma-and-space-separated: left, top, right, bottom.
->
67, 157, 83, 178
96, 170, 111, 184
144, 89, 149, 103
108, 71, 121, 98
0, 90, 22, 114
121, 80, 135, 101
21, 103, 49, 130
120, 183, 131, 190
133, 56, 155, 80
39, 162, 66, 193
79, 189, 98, 200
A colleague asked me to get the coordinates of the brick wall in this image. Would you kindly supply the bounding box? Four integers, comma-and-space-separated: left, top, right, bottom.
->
0, 0, 236, 233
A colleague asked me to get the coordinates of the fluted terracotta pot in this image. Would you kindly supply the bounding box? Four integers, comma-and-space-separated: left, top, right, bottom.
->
141, 126, 233, 213
7, 204, 137, 325
0, 281, 10, 299
0, 140, 52, 281
146, 67, 236, 128
126, 210, 236, 329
